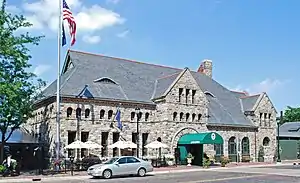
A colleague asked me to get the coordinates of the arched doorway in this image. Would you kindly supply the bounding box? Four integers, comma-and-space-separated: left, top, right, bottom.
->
228, 136, 237, 162
170, 127, 199, 154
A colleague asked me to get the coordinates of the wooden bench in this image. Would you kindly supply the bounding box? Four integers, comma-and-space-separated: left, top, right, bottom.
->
241, 155, 251, 162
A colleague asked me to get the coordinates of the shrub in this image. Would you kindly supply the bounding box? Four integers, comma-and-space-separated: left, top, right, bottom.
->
220, 156, 230, 167
203, 158, 211, 168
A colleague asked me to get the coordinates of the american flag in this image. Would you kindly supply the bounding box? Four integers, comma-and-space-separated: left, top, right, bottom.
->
62, 0, 76, 46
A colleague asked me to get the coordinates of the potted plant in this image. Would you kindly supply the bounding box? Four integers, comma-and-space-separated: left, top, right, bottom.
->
220, 156, 230, 167
164, 154, 175, 166
186, 153, 194, 166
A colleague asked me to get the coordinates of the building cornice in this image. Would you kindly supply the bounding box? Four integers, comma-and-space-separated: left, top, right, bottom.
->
33, 96, 157, 110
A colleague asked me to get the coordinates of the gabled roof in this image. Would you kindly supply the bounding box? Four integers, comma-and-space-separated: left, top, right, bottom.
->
41, 50, 261, 127
152, 72, 181, 99
278, 122, 300, 138
240, 94, 261, 111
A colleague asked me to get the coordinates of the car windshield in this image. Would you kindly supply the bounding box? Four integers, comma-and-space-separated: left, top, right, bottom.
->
104, 157, 119, 164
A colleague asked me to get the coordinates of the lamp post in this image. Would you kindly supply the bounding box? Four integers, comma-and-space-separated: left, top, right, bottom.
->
135, 107, 140, 158
277, 111, 282, 163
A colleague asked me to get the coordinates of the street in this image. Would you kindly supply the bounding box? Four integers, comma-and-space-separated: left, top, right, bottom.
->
18, 165, 300, 183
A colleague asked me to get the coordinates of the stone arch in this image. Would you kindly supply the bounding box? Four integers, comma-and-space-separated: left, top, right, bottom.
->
170, 127, 199, 154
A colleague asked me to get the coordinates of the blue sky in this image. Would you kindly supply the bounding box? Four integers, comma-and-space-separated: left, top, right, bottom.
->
7, 0, 300, 112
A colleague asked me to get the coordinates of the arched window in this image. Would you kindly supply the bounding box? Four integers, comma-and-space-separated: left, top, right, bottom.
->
100, 109, 105, 119
192, 113, 196, 122
241, 137, 250, 155
228, 136, 237, 162
145, 112, 149, 121
85, 109, 90, 118
263, 137, 270, 146
108, 110, 113, 120
186, 113, 190, 122
198, 114, 202, 121
131, 112, 135, 121
67, 107, 72, 117
179, 112, 184, 121
173, 112, 177, 121
138, 112, 143, 121
76, 108, 81, 118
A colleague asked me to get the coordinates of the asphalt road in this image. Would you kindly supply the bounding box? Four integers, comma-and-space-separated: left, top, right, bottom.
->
37, 170, 300, 183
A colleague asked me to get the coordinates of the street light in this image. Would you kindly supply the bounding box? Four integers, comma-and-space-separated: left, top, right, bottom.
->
135, 107, 140, 158
277, 111, 282, 163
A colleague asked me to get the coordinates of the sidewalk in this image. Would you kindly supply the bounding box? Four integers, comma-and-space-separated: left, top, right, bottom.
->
0, 161, 295, 182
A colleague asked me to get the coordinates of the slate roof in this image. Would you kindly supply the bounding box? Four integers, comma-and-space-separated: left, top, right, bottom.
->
41, 50, 263, 127
278, 122, 300, 138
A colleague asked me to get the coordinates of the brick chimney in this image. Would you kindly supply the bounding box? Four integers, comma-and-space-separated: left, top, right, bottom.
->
197, 59, 212, 78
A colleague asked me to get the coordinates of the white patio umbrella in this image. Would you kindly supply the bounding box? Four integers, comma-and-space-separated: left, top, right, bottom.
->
108, 140, 137, 149
145, 140, 169, 149
84, 141, 103, 149
64, 140, 89, 149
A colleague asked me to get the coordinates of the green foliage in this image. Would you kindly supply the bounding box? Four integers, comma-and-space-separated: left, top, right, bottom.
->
203, 158, 211, 168
0, 165, 5, 173
0, 1, 45, 160
220, 156, 230, 167
282, 106, 300, 123
186, 153, 194, 160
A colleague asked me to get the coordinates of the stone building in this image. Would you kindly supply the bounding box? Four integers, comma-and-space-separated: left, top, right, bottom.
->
25, 50, 277, 163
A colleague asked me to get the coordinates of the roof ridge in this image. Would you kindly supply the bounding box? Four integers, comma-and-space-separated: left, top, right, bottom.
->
240, 94, 260, 99
69, 49, 182, 71
230, 90, 247, 94
157, 71, 181, 80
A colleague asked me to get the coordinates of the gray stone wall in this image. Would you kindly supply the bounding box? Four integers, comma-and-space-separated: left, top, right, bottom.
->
23, 71, 277, 163
253, 93, 277, 162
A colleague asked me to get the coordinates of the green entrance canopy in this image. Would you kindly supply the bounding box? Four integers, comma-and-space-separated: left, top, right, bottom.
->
178, 132, 223, 145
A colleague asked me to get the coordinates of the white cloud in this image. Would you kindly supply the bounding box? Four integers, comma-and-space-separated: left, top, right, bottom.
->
76, 5, 125, 33
117, 29, 129, 38
21, 0, 125, 40
34, 64, 52, 76
82, 35, 101, 44
106, 0, 120, 4
229, 78, 288, 95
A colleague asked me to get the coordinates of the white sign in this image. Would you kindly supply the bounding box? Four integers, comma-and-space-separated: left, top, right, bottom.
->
211, 133, 216, 140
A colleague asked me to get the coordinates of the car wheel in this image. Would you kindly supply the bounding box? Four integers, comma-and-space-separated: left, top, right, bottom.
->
102, 169, 112, 179
137, 168, 146, 177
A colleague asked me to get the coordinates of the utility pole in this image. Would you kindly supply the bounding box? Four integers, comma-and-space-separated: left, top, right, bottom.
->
135, 108, 140, 158
277, 111, 282, 163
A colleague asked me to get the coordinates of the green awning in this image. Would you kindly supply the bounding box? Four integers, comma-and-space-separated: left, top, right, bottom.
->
178, 132, 223, 145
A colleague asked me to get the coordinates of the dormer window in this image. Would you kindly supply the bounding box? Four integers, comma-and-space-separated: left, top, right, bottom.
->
94, 77, 117, 85
204, 91, 215, 98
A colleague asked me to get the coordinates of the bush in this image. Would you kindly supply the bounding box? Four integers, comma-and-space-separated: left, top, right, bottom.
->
220, 156, 230, 167
203, 158, 211, 168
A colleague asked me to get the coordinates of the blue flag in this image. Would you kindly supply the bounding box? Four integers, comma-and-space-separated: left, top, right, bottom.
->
116, 109, 122, 130
62, 22, 66, 47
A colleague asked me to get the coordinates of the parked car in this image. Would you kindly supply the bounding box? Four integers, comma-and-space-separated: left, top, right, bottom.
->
87, 156, 153, 179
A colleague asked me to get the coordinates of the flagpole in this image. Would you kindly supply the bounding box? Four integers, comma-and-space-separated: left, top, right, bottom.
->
56, 0, 63, 161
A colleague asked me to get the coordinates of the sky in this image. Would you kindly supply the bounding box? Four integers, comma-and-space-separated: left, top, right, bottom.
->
6, 0, 300, 112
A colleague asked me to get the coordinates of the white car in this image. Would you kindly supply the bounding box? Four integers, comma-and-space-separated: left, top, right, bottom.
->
87, 156, 154, 179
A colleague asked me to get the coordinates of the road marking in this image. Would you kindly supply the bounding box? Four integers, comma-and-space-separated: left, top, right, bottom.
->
181, 174, 266, 183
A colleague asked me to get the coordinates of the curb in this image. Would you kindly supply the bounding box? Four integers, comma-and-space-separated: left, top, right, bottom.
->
0, 162, 295, 182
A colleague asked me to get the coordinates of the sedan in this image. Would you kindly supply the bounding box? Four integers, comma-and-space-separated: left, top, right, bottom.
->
87, 156, 154, 179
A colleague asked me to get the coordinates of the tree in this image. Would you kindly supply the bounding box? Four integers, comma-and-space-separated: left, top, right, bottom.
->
0, 0, 44, 161
283, 106, 300, 123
